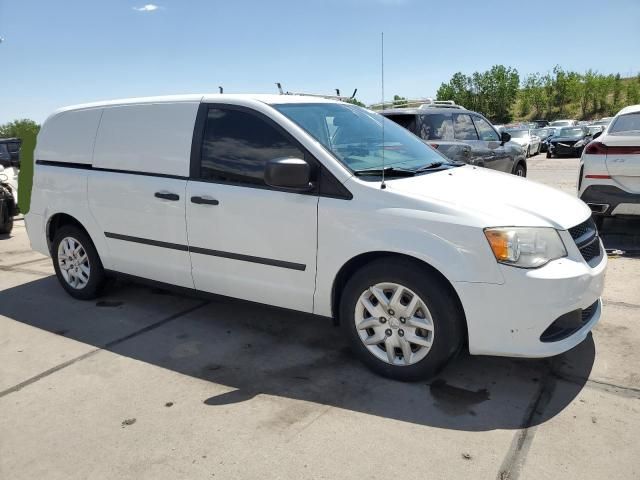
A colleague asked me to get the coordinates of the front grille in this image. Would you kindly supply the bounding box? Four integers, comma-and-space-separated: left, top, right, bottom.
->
552, 140, 578, 154
569, 218, 596, 240
568, 218, 601, 263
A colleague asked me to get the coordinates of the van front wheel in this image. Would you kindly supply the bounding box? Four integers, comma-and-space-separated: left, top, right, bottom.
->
340, 258, 464, 381
52, 226, 105, 300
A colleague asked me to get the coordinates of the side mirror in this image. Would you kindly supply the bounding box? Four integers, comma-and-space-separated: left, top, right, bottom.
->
500, 131, 511, 144
265, 158, 312, 191
592, 131, 602, 140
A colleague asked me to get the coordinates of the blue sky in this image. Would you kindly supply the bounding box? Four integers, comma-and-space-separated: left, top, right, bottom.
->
1, 0, 639, 124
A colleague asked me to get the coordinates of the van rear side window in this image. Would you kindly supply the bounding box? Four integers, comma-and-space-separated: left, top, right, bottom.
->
200, 107, 304, 186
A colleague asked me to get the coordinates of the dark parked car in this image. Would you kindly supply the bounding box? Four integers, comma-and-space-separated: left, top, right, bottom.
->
382, 106, 527, 176
0, 138, 21, 168
547, 126, 593, 158
532, 127, 555, 152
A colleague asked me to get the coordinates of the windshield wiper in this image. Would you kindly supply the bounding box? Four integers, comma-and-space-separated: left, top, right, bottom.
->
412, 162, 448, 173
353, 166, 416, 177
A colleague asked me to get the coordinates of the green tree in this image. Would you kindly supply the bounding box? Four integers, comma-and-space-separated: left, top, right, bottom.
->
626, 81, 640, 106
392, 94, 408, 108
612, 73, 624, 111
0, 119, 40, 139
344, 97, 365, 107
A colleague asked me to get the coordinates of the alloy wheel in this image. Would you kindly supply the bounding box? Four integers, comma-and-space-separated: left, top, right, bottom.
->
57, 236, 91, 289
354, 282, 434, 366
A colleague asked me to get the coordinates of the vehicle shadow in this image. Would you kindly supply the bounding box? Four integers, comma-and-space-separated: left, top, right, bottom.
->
0, 275, 595, 432
600, 217, 640, 254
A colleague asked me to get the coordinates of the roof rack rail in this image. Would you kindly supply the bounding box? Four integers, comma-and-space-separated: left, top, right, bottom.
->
275, 82, 358, 102
369, 98, 465, 110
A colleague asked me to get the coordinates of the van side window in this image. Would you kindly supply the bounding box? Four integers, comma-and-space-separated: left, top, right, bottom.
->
200, 107, 304, 185
417, 114, 453, 141
472, 115, 500, 141
453, 114, 479, 141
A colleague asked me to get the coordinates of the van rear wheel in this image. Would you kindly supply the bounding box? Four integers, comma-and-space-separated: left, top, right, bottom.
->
340, 258, 464, 381
52, 225, 105, 300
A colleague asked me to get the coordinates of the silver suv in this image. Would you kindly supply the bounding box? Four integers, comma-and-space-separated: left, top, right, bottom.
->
381, 104, 527, 176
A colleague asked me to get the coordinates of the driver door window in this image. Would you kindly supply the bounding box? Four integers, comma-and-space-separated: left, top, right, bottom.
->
200, 107, 305, 186
472, 116, 500, 142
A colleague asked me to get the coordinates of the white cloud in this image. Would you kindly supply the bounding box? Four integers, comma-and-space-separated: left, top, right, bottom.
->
133, 4, 160, 12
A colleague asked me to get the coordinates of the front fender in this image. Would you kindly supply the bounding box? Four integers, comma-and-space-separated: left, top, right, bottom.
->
314, 200, 504, 317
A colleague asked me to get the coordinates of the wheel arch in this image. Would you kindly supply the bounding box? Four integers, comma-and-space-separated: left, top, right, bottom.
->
46, 212, 91, 253
513, 159, 527, 176
330, 251, 468, 342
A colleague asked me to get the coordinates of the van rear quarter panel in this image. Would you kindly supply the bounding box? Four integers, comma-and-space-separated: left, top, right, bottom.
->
92, 102, 199, 176
29, 108, 109, 260
35, 108, 103, 165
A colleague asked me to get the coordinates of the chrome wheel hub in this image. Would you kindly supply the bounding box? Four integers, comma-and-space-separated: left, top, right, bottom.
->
354, 282, 434, 366
57, 236, 90, 289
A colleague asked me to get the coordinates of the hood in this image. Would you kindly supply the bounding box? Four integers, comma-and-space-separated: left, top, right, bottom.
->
378, 166, 590, 229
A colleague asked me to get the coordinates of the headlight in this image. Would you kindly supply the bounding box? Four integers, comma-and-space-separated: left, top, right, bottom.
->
484, 227, 567, 268
574, 139, 587, 148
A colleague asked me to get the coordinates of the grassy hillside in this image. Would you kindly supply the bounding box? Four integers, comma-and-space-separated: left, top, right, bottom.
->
513, 76, 639, 122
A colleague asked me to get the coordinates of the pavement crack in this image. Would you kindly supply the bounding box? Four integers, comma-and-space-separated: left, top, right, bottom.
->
496, 360, 557, 480
1, 256, 50, 269
0, 300, 209, 399
551, 371, 640, 399
602, 300, 640, 310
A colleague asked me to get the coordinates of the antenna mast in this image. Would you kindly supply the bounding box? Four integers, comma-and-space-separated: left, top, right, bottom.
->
380, 32, 386, 190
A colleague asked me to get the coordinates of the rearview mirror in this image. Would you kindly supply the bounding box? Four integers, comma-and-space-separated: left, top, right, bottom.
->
265, 158, 312, 191
592, 131, 602, 140
500, 131, 511, 144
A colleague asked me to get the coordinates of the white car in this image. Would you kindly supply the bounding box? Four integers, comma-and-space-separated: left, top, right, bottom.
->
550, 119, 579, 127
505, 129, 542, 157
26, 94, 606, 381
579, 104, 640, 228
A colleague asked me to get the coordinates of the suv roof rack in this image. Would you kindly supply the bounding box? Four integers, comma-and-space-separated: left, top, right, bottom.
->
369, 98, 465, 110
275, 82, 358, 102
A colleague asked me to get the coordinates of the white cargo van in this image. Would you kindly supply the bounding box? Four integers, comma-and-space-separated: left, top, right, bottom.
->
26, 94, 606, 380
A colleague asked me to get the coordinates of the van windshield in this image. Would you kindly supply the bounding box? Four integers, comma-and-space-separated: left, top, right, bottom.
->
273, 103, 451, 174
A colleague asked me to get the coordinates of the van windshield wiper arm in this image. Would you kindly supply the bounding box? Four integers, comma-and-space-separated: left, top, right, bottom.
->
353, 166, 416, 177
413, 162, 446, 173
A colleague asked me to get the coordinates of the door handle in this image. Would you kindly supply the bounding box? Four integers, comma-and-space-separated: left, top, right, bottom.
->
191, 196, 219, 206
155, 192, 180, 201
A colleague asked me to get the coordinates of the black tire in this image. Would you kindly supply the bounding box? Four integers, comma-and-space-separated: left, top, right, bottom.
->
52, 225, 105, 300
340, 257, 465, 381
526, 146, 531, 158
546, 151, 553, 158
0, 202, 13, 234
514, 162, 527, 177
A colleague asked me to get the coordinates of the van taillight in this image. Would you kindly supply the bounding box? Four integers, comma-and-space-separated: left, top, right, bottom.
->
584, 141, 607, 155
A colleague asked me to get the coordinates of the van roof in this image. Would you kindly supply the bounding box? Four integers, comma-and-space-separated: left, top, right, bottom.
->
52, 93, 339, 115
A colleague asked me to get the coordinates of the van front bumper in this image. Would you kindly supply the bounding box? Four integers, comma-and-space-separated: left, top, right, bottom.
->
454, 241, 607, 358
